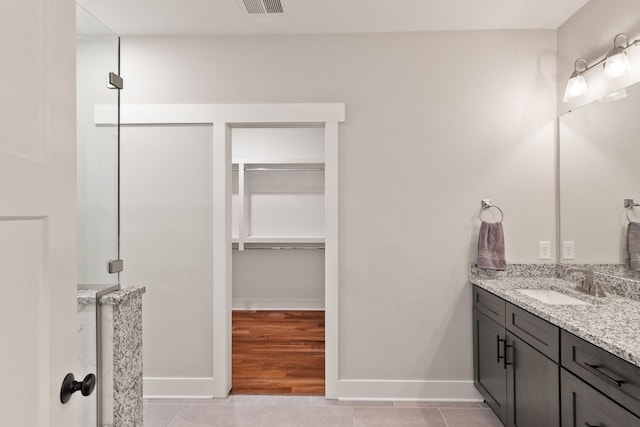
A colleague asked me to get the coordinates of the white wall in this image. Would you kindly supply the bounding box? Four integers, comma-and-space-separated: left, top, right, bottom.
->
121, 125, 214, 381
231, 127, 325, 239
233, 250, 325, 310
557, 0, 640, 114
232, 127, 325, 310
121, 30, 557, 397
232, 127, 324, 162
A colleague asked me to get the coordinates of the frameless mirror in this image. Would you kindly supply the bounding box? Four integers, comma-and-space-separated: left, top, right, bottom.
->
559, 81, 640, 279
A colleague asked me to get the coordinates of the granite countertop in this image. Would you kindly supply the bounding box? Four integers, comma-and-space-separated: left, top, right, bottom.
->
469, 274, 640, 369
77, 286, 145, 305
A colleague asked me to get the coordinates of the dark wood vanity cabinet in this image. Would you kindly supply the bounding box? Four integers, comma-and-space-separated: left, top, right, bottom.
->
473, 284, 640, 427
561, 330, 640, 417
505, 332, 559, 427
473, 308, 508, 422
472, 286, 560, 427
561, 368, 640, 427
561, 330, 640, 426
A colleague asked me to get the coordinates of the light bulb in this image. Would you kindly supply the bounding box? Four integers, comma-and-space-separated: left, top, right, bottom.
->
604, 51, 631, 79
603, 35, 632, 90
563, 73, 588, 102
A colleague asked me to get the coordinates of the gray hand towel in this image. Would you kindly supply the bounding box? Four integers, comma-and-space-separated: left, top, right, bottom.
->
628, 222, 640, 271
477, 221, 506, 271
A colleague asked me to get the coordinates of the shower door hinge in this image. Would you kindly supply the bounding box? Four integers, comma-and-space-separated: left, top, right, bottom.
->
108, 259, 124, 274
108, 72, 123, 90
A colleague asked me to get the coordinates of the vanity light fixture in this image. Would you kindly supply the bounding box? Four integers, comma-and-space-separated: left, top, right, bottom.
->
563, 58, 588, 102
603, 34, 632, 89
563, 32, 640, 103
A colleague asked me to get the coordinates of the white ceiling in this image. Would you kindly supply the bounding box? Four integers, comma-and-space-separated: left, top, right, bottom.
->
77, 0, 590, 36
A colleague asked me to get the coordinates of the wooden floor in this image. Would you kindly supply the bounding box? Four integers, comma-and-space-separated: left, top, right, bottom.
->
231, 310, 325, 395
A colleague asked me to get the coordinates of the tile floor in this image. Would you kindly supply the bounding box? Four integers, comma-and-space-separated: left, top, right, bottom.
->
144, 396, 503, 427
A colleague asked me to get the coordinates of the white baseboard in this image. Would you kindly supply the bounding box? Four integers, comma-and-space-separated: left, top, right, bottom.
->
337, 379, 483, 401
143, 377, 482, 401
232, 298, 324, 310
143, 377, 215, 398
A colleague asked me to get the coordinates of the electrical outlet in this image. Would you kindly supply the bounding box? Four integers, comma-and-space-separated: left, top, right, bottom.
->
539, 241, 551, 259
563, 241, 575, 260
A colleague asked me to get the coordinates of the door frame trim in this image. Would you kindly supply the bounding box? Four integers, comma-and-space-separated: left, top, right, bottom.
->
99, 103, 345, 398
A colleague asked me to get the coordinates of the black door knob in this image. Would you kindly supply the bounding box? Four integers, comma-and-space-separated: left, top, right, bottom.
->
60, 373, 96, 404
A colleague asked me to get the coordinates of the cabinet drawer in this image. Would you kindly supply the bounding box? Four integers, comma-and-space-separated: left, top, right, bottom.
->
473, 286, 505, 326
561, 330, 640, 417
562, 368, 640, 427
506, 303, 559, 362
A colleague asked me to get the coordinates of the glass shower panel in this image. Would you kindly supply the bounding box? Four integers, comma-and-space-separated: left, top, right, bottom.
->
76, 4, 121, 426
76, 4, 120, 287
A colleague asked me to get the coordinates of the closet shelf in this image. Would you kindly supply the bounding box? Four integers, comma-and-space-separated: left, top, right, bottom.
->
232, 157, 325, 251
233, 159, 324, 172
232, 236, 325, 244
233, 158, 324, 164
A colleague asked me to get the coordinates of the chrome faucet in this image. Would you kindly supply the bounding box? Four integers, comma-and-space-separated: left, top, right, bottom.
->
566, 268, 606, 297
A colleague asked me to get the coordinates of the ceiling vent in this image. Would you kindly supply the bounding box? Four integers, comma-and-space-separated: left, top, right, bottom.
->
241, 0, 285, 15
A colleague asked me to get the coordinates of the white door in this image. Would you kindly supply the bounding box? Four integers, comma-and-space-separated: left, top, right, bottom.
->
0, 1, 78, 426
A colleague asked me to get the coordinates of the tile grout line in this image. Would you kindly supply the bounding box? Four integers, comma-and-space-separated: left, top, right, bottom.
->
439, 408, 452, 427
258, 408, 267, 427
164, 404, 183, 427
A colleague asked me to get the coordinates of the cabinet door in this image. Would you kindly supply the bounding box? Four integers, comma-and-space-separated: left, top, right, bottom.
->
562, 368, 640, 427
561, 330, 640, 417
506, 332, 559, 427
473, 308, 508, 424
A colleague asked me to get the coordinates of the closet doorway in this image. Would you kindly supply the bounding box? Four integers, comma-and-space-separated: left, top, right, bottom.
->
230, 126, 326, 395
111, 103, 343, 398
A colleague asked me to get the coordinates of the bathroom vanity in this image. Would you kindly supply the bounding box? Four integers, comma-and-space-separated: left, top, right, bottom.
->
470, 267, 640, 427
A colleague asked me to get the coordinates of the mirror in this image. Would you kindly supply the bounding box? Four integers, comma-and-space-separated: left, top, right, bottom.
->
559, 81, 640, 279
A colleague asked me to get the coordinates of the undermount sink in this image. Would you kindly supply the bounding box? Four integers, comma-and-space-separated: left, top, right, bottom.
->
516, 289, 590, 305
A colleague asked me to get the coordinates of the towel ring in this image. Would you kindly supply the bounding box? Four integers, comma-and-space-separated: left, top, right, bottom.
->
626, 203, 640, 223
480, 200, 504, 223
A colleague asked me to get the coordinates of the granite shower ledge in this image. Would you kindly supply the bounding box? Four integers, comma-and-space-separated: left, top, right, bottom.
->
77, 285, 145, 426
469, 276, 640, 369
77, 286, 145, 305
